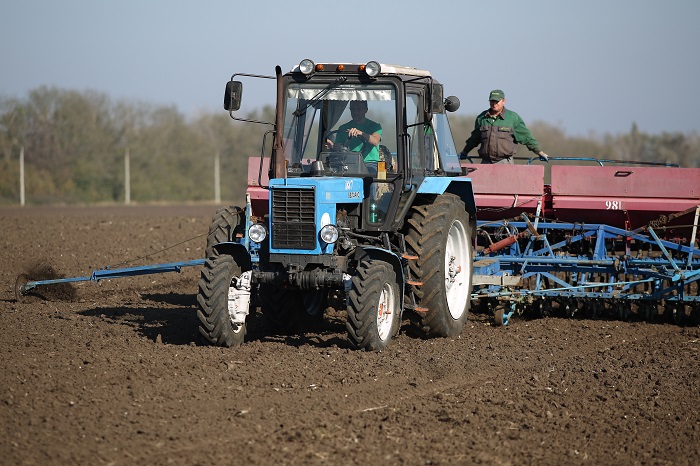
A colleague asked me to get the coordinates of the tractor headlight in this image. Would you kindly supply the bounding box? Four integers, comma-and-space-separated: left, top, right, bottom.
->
364, 61, 381, 77
319, 224, 339, 244
299, 59, 315, 75
248, 223, 268, 243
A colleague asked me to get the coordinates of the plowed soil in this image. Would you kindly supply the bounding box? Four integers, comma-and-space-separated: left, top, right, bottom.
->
1, 205, 698, 465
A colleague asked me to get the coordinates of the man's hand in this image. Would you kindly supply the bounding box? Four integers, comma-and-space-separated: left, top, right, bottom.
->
538, 151, 549, 162
347, 127, 363, 138
459, 151, 468, 160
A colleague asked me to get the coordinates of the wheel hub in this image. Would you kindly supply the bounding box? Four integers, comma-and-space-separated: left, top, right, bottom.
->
376, 284, 395, 341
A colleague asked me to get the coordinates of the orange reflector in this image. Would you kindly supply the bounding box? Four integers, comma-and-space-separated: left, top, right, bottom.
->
359, 65, 366, 72
337, 64, 345, 72
315, 64, 325, 71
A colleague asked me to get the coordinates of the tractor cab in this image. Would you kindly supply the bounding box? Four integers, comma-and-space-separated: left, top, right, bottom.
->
225, 59, 463, 231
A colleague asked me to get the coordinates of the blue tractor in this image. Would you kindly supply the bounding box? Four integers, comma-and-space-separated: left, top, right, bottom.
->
197, 60, 477, 351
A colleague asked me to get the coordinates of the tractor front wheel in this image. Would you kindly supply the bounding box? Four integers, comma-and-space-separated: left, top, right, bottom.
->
197, 253, 253, 347
346, 259, 400, 351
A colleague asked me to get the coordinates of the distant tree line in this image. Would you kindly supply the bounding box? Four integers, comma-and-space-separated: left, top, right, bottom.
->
0, 87, 273, 205
1, 87, 698, 205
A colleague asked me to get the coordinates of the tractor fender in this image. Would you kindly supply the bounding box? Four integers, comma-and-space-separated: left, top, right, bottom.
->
211, 242, 253, 272
417, 177, 477, 216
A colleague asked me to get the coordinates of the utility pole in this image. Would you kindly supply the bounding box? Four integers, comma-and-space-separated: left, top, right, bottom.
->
125, 147, 131, 205
19, 146, 25, 206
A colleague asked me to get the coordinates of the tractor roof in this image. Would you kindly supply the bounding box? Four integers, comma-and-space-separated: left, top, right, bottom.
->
289, 60, 432, 79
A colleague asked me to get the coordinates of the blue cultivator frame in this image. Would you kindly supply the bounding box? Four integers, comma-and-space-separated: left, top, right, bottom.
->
472, 211, 700, 325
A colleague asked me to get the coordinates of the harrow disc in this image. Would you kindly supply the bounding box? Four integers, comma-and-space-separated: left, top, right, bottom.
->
14, 273, 29, 302
494, 307, 505, 326
617, 302, 632, 321
640, 302, 656, 322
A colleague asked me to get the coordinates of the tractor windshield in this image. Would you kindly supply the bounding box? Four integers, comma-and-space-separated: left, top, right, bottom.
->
281, 82, 398, 177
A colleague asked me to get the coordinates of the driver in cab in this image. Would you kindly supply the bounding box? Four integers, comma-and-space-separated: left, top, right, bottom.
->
325, 100, 382, 172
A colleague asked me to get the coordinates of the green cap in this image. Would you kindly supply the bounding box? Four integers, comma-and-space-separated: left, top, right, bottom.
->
489, 89, 505, 101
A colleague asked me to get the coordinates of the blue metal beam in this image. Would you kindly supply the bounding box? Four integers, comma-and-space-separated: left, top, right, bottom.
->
22, 259, 206, 293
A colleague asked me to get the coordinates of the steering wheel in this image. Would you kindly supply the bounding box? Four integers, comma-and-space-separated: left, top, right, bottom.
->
324, 129, 350, 151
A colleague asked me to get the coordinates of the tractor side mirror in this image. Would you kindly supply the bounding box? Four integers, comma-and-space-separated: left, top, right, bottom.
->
223, 81, 243, 111
430, 84, 444, 114
444, 95, 460, 112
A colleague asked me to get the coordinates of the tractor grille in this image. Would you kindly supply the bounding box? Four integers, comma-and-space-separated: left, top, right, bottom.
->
271, 187, 316, 250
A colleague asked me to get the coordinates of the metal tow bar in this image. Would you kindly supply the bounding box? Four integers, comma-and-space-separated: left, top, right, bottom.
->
15, 259, 206, 300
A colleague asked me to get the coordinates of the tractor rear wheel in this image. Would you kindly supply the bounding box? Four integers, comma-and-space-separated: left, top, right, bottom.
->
346, 259, 400, 351
404, 193, 474, 337
197, 253, 253, 347
205, 206, 244, 258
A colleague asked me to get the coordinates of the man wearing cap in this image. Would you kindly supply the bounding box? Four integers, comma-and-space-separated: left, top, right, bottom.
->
459, 90, 549, 164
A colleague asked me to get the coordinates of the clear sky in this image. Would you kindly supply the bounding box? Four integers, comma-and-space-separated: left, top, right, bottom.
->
2, 0, 698, 137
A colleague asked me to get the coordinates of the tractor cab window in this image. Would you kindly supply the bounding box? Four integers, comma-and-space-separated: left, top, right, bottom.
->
406, 92, 461, 176
406, 92, 431, 175
282, 83, 397, 178
431, 113, 461, 175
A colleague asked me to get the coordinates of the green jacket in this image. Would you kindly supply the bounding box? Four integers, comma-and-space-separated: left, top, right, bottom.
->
461, 108, 541, 162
